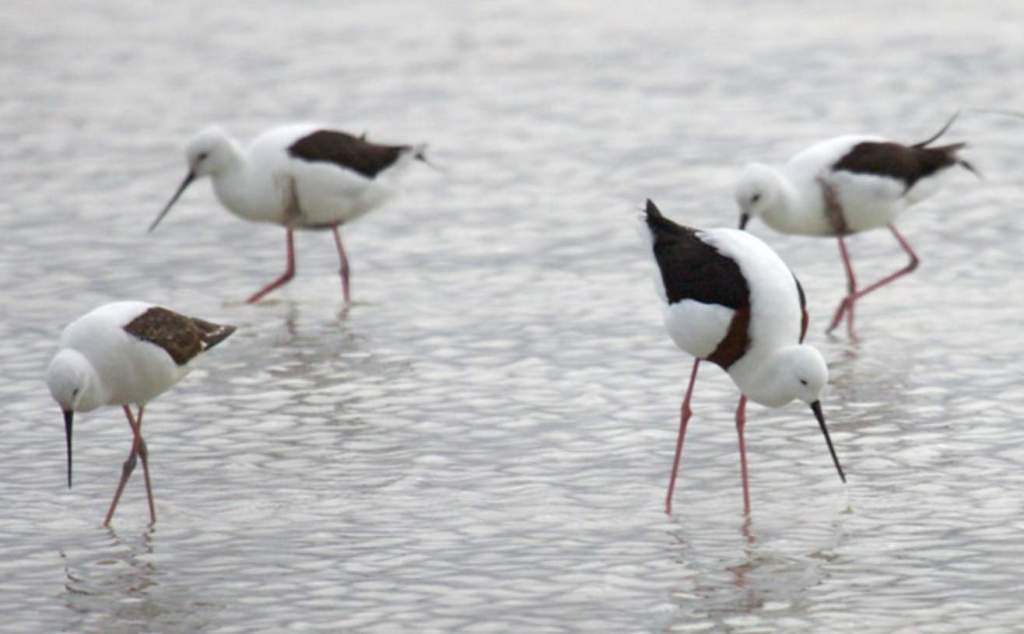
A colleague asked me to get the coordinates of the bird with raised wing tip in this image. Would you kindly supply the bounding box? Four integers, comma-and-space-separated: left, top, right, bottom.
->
46, 301, 235, 526
149, 124, 428, 304
735, 113, 978, 338
640, 199, 845, 516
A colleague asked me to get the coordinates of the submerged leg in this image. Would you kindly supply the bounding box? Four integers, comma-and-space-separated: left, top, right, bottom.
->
828, 225, 920, 337
132, 406, 156, 524
735, 395, 751, 516
246, 229, 296, 303
665, 359, 701, 515
827, 236, 858, 336
103, 406, 149, 526
848, 224, 919, 304
331, 226, 351, 304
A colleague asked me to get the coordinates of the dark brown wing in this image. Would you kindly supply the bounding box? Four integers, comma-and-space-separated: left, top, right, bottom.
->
831, 141, 965, 192
644, 200, 753, 369
643, 200, 749, 309
288, 129, 410, 179
124, 307, 236, 366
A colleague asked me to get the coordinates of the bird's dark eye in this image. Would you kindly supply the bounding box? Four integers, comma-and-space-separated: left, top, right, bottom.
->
799, 379, 808, 386
72, 388, 79, 397
751, 193, 762, 203
197, 152, 209, 161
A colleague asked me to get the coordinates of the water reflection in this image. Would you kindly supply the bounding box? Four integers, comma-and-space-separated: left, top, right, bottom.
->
61, 526, 227, 632
62, 527, 159, 627
669, 513, 845, 628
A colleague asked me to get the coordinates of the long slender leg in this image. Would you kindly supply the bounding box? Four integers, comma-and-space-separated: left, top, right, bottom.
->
132, 406, 156, 524
828, 225, 920, 336
331, 226, 351, 304
103, 406, 145, 526
827, 236, 858, 335
847, 224, 919, 303
735, 395, 751, 516
246, 229, 296, 303
665, 359, 701, 515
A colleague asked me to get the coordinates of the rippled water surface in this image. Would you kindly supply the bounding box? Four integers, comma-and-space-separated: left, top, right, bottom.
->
3, 1, 1024, 632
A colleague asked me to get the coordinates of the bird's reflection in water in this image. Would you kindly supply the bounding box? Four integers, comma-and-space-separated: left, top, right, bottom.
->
62, 526, 157, 619
61, 525, 221, 631
669, 513, 838, 623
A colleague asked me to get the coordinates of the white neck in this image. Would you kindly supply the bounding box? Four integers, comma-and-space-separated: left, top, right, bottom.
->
758, 168, 829, 235
209, 142, 283, 223
728, 346, 806, 408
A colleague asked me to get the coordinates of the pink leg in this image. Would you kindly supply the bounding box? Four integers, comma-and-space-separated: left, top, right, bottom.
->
735, 395, 751, 516
849, 224, 919, 302
331, 226, 351, 304
133, 406, 156, 524
828, 225, 919, 337
103, 406, 154, 526
246, 229, 296, 303
827, 236, 858, 336
665, 359, 700, 515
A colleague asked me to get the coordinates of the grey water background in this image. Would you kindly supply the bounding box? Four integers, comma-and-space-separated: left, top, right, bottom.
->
2, 1, 1023, 632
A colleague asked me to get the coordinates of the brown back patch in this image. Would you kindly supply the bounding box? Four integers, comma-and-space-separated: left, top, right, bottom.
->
706, 306, 751, 369
124, 307, 235, 366
831, 141, 961, 192
288, 130, 408, 179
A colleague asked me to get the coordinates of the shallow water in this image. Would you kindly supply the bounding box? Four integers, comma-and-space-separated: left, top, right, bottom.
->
3, 1, 1024, 632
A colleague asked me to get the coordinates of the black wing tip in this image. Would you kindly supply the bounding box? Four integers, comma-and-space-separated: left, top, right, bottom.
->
928, 141, 982, 179
202, 323, 237, 350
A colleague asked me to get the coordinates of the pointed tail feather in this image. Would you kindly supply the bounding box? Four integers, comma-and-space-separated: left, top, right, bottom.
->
643, 199, 689, 238
913, 111, 960, 148
644, 199, 664, 221
410, 143, 448, 175
928, 141, 982, 180
192, 319, 236, 351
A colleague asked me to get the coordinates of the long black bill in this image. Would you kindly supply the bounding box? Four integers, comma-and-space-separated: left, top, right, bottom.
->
739, 213, 751, 230
810, 400, 846, 483
63, 410, 74, 489
148, 171, 195, 233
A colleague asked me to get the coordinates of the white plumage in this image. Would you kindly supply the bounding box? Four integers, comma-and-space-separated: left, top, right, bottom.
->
46, 301, 235, 526
641, 200, 845, 515
149, 124, 427, 304
735, 115, 976, 336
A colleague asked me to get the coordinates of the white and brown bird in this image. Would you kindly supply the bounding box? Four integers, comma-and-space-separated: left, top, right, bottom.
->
46, 301, 235, 526
149, 125, 428, 304
640, 200, 845, 515
735, 113, 977, 337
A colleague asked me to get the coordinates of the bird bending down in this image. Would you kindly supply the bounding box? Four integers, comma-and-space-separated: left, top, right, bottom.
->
149, 125, 428, 304
735, 113, 977, 337
640, 200, 845, 515
46, 301, 235, 526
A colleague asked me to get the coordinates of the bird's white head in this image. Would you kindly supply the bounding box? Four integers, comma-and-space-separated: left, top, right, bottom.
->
185, 125, 235, 178
756, 344, 846, 484
46, 349, 103, 489
148, 125, 239, 233
756, 344, 828, 408
46, 349, 98, 413
735, 162, 782, 230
